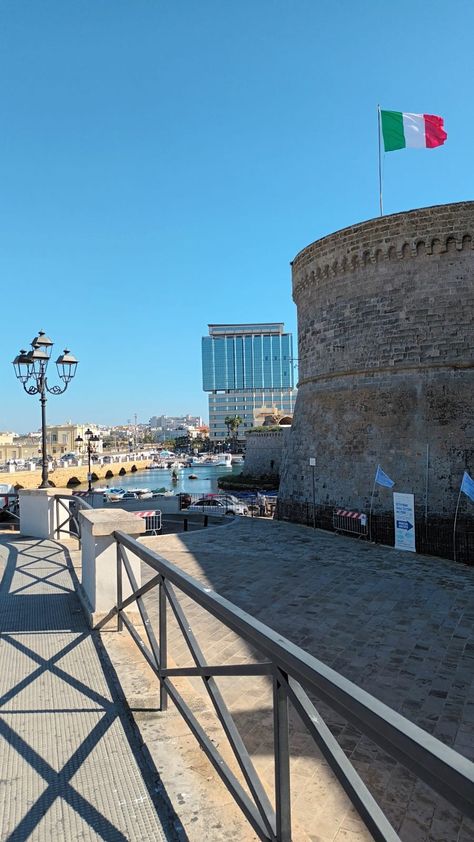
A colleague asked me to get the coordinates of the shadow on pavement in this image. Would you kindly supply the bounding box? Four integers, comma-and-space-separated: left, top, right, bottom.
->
0, 535, 184, 842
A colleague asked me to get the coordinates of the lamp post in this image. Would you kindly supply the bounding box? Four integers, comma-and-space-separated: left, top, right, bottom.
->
75, 429, 100, 494
12, 331, 78, 489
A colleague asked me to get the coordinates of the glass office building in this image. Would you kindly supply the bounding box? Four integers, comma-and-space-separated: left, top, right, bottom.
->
202, 323, 297, 439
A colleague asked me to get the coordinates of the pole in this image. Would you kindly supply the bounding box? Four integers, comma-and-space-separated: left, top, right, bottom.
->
377, 105, 383, 217
369, 472, 378, 542
39, 377, 49, 489
311, 464, 316, 529
453, 486, 463, 563
87, 443, 92, 495
424, 443, 429, 539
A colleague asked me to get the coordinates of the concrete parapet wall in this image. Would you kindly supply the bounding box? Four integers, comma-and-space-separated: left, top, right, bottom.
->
8, 459, 150, 490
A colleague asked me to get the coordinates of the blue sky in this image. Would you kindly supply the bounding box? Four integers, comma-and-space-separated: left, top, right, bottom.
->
0, 0, 471, 432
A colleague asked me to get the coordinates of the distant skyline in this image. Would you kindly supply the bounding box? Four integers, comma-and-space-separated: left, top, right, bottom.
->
1, 1, 472, 430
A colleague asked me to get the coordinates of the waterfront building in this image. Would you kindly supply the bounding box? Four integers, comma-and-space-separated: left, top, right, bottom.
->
149, 414, 203, 430
0, 434, 40, 463
202, 323, 297, 440
0, 423, 103, 463
44, 423, 103, 457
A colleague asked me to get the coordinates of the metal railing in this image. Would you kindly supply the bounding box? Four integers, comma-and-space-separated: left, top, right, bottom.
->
55, 494, 93, 543
110, 530, 474, 842
178, 492, 277, 518
277, 500, 474, 565
0, 494, 20, 530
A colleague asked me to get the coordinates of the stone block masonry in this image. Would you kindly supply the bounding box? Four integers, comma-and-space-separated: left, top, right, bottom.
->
280, 202, 474, 515
243, 428, 288, 476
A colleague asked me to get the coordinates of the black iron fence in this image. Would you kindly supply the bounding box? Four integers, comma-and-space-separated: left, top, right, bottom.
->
106, 530, 473, 842
178, 492, 277, 518
55, 494, 93, 543
275, 500, 474, 565
0, 494, 20, 530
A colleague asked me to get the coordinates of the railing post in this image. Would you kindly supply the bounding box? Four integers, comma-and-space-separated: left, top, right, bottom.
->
77, 509, 145, 628
116, 543, 123, 632
159, 576, 168, 711
273, 669, 291, 841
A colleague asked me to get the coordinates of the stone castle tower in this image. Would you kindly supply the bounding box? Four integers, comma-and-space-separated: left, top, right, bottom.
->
279, 202, 474, 516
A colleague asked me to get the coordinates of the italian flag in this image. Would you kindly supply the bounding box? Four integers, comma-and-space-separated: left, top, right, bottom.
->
381, 110, 447, 152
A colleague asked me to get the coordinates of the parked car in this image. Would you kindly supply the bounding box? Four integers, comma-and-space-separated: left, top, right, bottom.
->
122, 491, 139, 500
211, 494, 246, 509
187, 498, 247, 516
59, 454, 77, 464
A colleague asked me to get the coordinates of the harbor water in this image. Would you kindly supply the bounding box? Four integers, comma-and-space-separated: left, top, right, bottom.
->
82, 463, 243, 497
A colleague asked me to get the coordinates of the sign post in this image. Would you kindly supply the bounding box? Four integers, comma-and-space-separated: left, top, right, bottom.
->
393, 492, 416, 552
309, 458, 316, 529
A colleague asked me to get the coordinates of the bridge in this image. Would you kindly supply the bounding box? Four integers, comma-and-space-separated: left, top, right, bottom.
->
1, 456, 151, 490
0, 490, 473, 841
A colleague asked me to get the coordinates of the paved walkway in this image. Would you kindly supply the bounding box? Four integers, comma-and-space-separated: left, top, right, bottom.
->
0, 535, 178, 842
137, 518, 474, 842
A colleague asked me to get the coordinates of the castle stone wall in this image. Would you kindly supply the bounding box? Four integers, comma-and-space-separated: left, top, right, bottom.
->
244, 429, 286, 476
280, 202, 474, 515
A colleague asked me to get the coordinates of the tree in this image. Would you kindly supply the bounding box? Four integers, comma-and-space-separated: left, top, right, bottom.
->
224, 416, 234, 439
227, 415, 243, 446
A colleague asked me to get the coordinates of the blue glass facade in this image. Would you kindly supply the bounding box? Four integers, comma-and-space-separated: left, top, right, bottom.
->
202, 328, 294, 391
202, 324, 297, 439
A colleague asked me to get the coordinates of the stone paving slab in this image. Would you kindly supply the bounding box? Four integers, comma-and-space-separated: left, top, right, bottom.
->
137, 518, 474, 842
0, 535, 178, 842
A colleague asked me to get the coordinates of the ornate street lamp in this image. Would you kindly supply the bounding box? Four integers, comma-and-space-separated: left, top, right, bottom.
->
12, 331, 79, 489
75, 428, 100, 494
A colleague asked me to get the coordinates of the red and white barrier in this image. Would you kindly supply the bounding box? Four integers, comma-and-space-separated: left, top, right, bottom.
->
332, 508, 368, 537
134, 510, 162, 535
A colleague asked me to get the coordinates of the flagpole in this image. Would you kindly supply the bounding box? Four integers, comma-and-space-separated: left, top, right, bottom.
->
377, 104, 383, 216
369, 468, 378, 542
453, 485, 463, 563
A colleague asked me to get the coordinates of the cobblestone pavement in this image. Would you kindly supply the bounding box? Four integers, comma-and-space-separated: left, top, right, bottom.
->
0, 535, 178, 842
139, 518, 474, 842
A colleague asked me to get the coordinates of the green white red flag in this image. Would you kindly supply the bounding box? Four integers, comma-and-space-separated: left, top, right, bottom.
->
381, 110, 447, 152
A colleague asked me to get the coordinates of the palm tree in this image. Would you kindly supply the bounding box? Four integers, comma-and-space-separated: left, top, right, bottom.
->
229, 415, 242, 446
224, 416, 234, 439
224, 415, 243, 447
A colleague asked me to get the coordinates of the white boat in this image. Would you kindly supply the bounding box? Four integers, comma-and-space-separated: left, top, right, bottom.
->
103, 487, 126, 501
215, 454, 232, 467
190, 454, 232, 467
